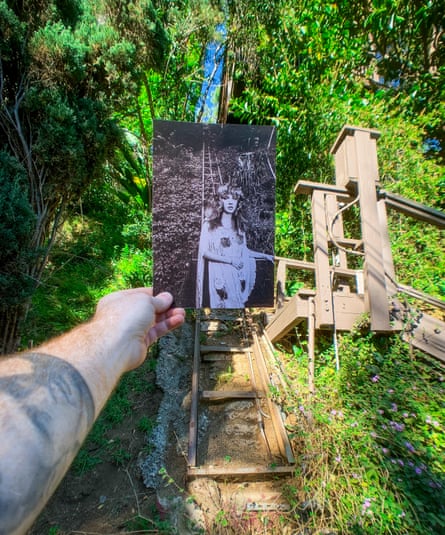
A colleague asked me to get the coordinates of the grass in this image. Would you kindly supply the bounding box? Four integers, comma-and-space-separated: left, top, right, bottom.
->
272, 328, 445, 534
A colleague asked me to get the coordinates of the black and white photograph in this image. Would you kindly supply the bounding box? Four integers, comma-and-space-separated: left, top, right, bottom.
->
153, 120, 276, 309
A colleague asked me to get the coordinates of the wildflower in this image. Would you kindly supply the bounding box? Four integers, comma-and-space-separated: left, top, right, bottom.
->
398, 459, 404, 466
399, 511, 406, 518
335, 455, 342, 463
389, 421, 405, 432
382, 447, 389, 455
350, 421, 358, 428
390, 403, 398, 412
402, 412, 409, 418
388, 389, 394, 394
361, 498, 372, 515
378, 409, 384, 415
415, 466, 423, 475
371, 375, 379, 382
370, 431, 377, 438
404, 441, 416, 453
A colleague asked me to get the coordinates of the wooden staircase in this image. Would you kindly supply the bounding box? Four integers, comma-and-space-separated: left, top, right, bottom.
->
265, 125, 445, 364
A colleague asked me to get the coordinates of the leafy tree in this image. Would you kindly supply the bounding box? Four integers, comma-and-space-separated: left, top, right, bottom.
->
224, 0, 444, 296
0, 0, 169, 353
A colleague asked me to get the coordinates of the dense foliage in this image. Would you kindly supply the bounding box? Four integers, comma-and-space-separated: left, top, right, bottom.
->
0, 0, 169, 352
224, 0, 444, 298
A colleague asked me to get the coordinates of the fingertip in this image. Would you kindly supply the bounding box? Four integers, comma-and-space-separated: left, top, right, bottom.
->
152, 291, 174, 311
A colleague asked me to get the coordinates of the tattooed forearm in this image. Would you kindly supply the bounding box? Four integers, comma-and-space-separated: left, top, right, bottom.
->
0, 353, 95, 535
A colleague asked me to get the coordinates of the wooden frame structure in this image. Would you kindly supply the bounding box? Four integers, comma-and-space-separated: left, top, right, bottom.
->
266, 125, 445, 363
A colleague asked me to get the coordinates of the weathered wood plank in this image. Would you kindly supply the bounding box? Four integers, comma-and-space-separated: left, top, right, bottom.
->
354, 129, 392, 331
188, 317, 201, 467
200, 390, 263, 400
200, 345, 248, 354
187, 465, 296, 480
265, 292, 311, 342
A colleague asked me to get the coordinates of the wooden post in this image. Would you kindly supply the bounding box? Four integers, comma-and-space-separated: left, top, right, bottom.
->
188, 314, 201, 467
276, 259, 286, 308
331, 126, 392, 332
312, 190, 334, 328
308, 297, 315, 394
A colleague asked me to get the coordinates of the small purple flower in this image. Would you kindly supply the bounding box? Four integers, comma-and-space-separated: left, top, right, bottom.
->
378, 409, 385, 415
389, 421, 405, 432
415, 466, 423, 475
371, 375, 379, 383
405, 441, 416, 453
398, 459, 404, 466
370, 431, 377, 438
382, 447, 389, 455
388, 389, 395, 394
335, 455, 342, 463
391, 403, 398, 412
403, 412, 409, 418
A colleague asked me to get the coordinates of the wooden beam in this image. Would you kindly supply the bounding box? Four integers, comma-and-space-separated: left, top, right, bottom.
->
380, 190, 445, 229
312, 190, 334, 328
354, 129, 392, 331
332, 126, 391, 331
265, 292, 311, 342
294, 179, 352, 199
325, 194, 349, 268
252, 331, 295, 464
188, 316, 201, 467
201, 390, 263, 400
187, 465, 296, 480
276, 259, 287, 308
200, 345, 248, 353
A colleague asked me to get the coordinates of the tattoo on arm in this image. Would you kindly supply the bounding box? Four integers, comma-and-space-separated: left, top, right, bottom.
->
0, 353, 95, 534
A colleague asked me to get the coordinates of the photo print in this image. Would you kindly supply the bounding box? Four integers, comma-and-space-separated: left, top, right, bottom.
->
153, 120, 276, 309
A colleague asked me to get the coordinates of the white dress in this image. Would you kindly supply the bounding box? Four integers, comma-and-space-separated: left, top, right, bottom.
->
197, 221, 256, 308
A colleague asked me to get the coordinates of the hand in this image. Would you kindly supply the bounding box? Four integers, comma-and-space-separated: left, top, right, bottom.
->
230, 259, 244, 270
94, 288, 185, 370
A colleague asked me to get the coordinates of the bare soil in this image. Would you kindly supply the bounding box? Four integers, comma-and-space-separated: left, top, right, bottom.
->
29, 374, 168, 534
29, 325, 194, 535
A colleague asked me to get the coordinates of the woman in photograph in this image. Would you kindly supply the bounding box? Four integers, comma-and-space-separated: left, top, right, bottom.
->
196, 184, 273, 308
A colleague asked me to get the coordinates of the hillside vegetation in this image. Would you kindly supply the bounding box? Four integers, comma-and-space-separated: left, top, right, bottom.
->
1, 0, 444, 533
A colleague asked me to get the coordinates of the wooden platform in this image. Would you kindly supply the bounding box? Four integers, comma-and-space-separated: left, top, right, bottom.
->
265, 289, 315, 342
